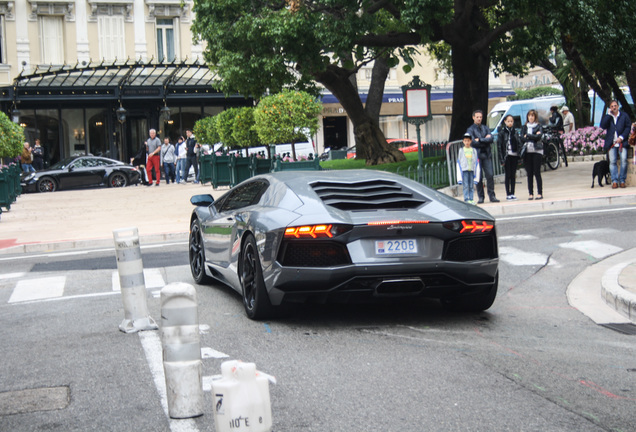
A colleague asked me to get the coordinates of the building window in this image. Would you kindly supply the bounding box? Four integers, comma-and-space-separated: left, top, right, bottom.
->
38, 16, 64, 65
156, 18, 176, 62
98, 15, 125, 61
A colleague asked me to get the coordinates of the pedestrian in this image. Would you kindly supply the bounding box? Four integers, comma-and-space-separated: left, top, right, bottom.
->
497, 114, 521, 200
600, 100, 631, 188
456, 133, 480, 204
561, 106, 575, 133
521, 109, 544, 200
183, 129, 200, 184
466, 109, 499, 203
160, 137, 177, 184
146, 129, 162, 186
130, 141, 149, 185
175, 136, 186, 184
20, 142, 35, 173
32, 139, 44, 170
549, 105, 568, 167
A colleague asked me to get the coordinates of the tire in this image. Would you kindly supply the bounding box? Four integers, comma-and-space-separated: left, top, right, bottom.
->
544, 142, 560, 170
109, 172, 128, 188
441, 273, 498, 313
37, 177, 57, 192
189, 220, 212, 284
239, 234, 276, 320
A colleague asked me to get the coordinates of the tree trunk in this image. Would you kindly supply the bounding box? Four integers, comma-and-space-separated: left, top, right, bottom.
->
315, 65, 405, 165
448, 42, 490, 141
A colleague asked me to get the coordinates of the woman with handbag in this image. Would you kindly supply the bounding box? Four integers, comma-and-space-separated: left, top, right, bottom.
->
522, 109, 543, 200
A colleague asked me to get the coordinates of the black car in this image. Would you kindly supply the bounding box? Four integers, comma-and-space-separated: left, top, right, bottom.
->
189, 170, 499, 320
21, 156, 141, 193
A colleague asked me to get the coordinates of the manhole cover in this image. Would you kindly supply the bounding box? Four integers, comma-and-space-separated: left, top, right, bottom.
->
600, 323, 636, 335
0, 386, 69, 415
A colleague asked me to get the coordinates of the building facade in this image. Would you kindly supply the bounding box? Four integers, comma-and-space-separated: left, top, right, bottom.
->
0, 0, 254, 167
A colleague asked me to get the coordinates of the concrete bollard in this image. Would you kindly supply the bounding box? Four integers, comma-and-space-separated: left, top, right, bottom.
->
113, 227, 158, 333
161, 282, 204, 419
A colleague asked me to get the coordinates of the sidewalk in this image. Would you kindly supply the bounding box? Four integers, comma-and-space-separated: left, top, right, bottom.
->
0, 161, 634, 324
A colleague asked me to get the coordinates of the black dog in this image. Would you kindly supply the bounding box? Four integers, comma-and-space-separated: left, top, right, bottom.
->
591, 160, 610, 188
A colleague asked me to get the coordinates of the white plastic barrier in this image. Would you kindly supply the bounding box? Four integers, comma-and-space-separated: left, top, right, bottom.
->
161, 282, 204, 419
212, 360, 274, 432
113, 227, 158, 333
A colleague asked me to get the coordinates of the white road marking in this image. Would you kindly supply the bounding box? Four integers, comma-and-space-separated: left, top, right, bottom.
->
0, 272, 25, 280
570, 228, 618, 236
112, 268, 166, 291
498, 235, 537, 241
138, 331, 200, 432
497, 206, 636, 221
499, 247, 552, 266
560, 240, 623, 259
201, 347, 229, 359
8, 276, 66, 303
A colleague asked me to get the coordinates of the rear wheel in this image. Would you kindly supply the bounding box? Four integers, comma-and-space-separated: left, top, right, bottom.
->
239, 234, 276, 320
544, 142, 560, 170
189, 220, 212, 284
109, 172, 128, 188
37, 177, 57, 192
441, 273, 498, 312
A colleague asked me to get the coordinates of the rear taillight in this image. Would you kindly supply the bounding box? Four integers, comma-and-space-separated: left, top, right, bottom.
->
284, 224, 351, 239
443, 220, 494, 234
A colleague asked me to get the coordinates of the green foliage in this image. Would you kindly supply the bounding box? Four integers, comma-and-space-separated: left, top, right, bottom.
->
0, 111, 24, 159
508, 87, 563, 101
321, 152, 444, 174
232, 107, 260, 149
215, 108, 241, 148
193, 116, 220, 145
253, 90, 322, 145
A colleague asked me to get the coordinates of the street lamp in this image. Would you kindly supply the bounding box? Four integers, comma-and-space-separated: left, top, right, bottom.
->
401, 76, 432, 182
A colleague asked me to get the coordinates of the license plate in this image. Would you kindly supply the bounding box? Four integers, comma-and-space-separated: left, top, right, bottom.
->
375, 239, 418, 255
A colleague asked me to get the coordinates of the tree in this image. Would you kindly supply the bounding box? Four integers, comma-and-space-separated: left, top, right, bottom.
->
232, 107, 261, 152
193, 115, 220, 146
215, 108, 242, 150
0, 112, 24, 160
253, 90, 322, 160
191, 0, 438, 164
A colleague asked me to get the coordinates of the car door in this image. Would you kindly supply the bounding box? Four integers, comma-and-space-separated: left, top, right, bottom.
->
58, 158, 104, 189
202, 180, 268, 269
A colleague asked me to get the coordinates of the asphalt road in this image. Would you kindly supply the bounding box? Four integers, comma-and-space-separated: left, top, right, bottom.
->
0, 206, 635, 431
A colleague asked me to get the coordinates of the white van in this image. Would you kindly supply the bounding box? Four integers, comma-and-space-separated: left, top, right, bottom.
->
487, 95, 565, 135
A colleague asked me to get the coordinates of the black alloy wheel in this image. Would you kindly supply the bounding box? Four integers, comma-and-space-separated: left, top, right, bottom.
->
37, 177, 57, 192
189, 220, 212, 284
239, 234, 275, 320
109, 172, 128, 188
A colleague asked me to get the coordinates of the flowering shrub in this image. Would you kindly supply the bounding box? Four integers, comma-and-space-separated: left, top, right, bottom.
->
561, 126, 606, 156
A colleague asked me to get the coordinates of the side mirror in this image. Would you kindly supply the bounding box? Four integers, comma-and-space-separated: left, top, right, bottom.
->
190, 194, 215, 207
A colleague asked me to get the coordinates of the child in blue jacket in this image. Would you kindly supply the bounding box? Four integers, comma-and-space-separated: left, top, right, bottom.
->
456, 133, 480, 204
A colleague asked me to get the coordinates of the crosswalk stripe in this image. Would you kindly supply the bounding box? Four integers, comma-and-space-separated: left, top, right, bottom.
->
499, 247, 551, 266
8, 276, 66, 303
559, 240, 623, 259
111, 268, 166, 291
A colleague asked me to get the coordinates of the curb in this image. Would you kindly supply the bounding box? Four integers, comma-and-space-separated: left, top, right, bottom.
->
567, 248, 636, 325
601, 260, 636, 322
0, 232, 189, 255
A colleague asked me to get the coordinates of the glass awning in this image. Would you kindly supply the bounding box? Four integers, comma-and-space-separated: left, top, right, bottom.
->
1, 59, 223, 103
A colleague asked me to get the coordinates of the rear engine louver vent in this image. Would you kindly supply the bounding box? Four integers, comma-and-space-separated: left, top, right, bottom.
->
311, 179, 427, 210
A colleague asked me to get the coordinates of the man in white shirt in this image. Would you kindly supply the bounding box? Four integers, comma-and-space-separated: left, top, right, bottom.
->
561, 106, 575, 133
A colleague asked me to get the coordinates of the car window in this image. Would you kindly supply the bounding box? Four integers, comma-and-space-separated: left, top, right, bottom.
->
93, 159, 110, 167
219, 180, 268, 213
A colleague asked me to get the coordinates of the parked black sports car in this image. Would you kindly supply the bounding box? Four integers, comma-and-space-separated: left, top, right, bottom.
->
21, 156, 141, 193
189, 170, 499, 320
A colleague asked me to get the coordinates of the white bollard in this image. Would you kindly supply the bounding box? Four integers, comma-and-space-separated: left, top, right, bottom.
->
212, 360, 274, 432
161, 282, 204, 419
113, 227, 158, 333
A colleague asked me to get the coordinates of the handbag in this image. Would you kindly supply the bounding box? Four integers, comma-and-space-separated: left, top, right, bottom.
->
519, 142, 528, 158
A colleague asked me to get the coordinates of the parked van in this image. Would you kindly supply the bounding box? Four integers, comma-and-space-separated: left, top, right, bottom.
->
487, 95, 565, 135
